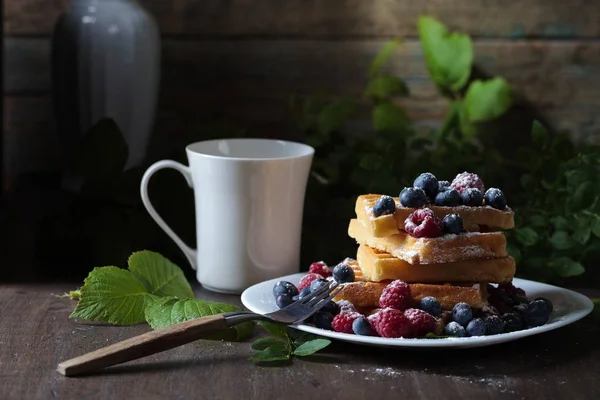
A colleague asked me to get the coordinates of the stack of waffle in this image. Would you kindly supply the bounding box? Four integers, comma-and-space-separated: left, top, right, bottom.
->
335, 194, 516, 311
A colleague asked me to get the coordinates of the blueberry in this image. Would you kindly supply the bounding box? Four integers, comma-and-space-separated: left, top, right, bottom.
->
524, 299, 551, 327
419, 296, 442, 316
466, 318, 486, 336
413, 172, 439, 199
313, 312, 334, 330
511, 303, 528, 315
442, 213, 464, 234
438, 180, 451, 192
434, 188, 461, 206
452, 303, 473, 326
502, 312, 524, 332
273, 281, 299, 299
309, 278, 328, 293
333, 263, 355, 283
484, 315, 506, 335
444, 321, 466, 337
276, 294, 294, 308
297, 287, 312, 300
352, 317, 373, 336
399, 187, 427, 208
320, 300, 339, 315
484, 188, 507, 210
461, 188, 483, 207
534, 297, 554, 313
372, 195, 397, 217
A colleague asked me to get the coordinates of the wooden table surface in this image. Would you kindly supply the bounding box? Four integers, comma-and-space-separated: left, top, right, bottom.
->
1, 283, 598, 400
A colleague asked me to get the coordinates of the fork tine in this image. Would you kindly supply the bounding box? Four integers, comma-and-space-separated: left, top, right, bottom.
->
298, 281, 336, 304
309, 286, 343, 309
305, 282, 340, 307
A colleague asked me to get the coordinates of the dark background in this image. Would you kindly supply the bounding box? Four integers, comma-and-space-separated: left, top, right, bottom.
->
2, 1, 600, 283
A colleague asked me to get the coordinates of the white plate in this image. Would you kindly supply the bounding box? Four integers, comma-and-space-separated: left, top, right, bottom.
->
241, 274, 594, 349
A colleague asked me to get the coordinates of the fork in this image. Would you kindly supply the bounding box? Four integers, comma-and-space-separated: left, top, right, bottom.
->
57, 281, 342, 377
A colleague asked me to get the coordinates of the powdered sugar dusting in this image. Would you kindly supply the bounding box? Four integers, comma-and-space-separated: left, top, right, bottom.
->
390, 232, 505, 264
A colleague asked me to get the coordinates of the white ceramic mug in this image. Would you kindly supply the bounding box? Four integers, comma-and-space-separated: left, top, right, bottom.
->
140, 138, 315, 294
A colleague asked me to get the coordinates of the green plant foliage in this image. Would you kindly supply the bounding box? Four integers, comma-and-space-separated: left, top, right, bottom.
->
293, 16, 600, 286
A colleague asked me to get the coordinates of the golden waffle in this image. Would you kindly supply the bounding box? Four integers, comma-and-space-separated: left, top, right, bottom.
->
348, 219, 507, 264
355, 194, 515, 237
357, 244, 515, 283
333, 260, 488, 309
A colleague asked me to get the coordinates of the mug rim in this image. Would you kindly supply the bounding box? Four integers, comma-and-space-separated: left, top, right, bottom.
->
185, 138, 315, 161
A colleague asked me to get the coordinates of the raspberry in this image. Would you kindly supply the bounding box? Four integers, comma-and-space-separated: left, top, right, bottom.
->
309, 261, 331, 278
404, 308, 436, 337
297, 273, 323, 291
370, 308, 412, 338
379, 280, 412, 311
331, 312, 362, 334
404, 208, 443, 238
336, 300, 357, 315
451, 172, 485, 194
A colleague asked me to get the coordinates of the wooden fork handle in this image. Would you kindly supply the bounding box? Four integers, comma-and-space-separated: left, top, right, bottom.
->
57, 314, 229, 377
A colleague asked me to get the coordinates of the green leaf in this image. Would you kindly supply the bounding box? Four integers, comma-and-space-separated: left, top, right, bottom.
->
528, 214, 548, 228
70, 266, 149, 325
549, 231, 575, 250
458, 102, 478, 138
506, 243, 521, 264
128, 250, 194, 299
531, 120, 549, 148
257, 321, 288, 339
417, 16, 473, 91
565, 170, 588, 190
463, 78, 513, 123
368, 38, 403, 78
251, 338, 287, 351
364, 75, 409, 100
573, 215, 591, 245
549, 257, 585, 278
293, 338, 331, 356
76, 118, 129, 180
424, 333, 449, 339
249, 346, 290, 363
572, 182, 596, 210
573, 225, 591, 245
553, 216, 570, 231
515, 227, 539, 247
316, 98, 356, 135
439, 101, 461, 138
372, 102, 411, 133
592, 217, 600, 238
144, 296, 254, 341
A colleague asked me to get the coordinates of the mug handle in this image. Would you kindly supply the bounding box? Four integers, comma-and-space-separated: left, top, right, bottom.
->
140, 160, 197, 270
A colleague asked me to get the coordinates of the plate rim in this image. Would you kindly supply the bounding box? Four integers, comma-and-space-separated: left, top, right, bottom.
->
240, 274, 594, 349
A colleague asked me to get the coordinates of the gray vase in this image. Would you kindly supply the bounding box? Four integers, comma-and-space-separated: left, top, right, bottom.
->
52, 0, 160, 176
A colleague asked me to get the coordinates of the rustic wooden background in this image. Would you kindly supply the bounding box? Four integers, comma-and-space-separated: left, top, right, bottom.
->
4, 0, 600, 190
